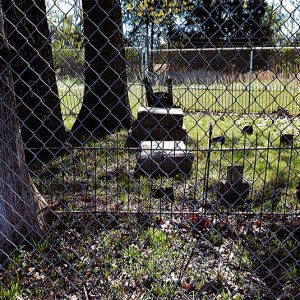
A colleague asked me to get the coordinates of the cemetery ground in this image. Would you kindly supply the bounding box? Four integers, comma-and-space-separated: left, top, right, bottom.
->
1, 81, 300, 299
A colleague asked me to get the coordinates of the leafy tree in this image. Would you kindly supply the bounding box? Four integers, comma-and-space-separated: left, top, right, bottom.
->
47, 1, 84, 78
47, 1, 83, 50
175, 0, 278, 47
125, 0, 193, 48
49, 14, 83, 50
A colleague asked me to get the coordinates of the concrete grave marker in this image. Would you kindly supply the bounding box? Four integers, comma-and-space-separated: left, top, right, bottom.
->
137, 107, 184, 128
136, 141, 194, 177
216, 165, 250, 208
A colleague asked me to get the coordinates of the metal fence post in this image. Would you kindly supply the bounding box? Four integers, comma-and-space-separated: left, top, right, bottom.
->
248, 48, 253, 113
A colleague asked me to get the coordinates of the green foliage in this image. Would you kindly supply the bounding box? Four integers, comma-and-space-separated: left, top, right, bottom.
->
126, 0, 192, 25
205, 229, 224, 246
0, 279, 23, 300
285, 263, 299, 282
48, 2, 83, 51
48, 3, 84, 77
144, 228, 169, 247
178, 0, 281, 47
125, 0, 193, 47
51, 15, 82, 50
34, 239, 49, 252
53, 48, 84, 78
278, 48, 300, 74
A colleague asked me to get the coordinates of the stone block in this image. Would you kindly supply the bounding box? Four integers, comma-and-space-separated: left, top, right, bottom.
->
216, 181, 250, 208
135, 141, 194, 177
125, 124, 188, 147
215, 165, 250, 208
137, 107, 184, 128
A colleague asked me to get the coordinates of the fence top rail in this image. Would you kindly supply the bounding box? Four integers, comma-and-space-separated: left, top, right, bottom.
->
149, 46, 300, 52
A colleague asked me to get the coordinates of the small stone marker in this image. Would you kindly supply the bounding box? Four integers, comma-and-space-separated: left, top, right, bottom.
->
227, 165, 243, 184
211, 135, 225, 145
216, 165, 250, 208
280, 134, 293, 146
152, 187, 174, 201
136, 141, 194, 177
242, 125, 254, 135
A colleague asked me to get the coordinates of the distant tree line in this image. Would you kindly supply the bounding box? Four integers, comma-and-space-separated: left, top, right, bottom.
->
124, 0, 298, 74
49, 1, 298, 76
124, 0, 283, 48
177, 0, 279, 47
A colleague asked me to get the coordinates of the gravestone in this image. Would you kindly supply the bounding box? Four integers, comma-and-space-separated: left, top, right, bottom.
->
280, 134, 293, 146
126, 123, 187, 147
216, 165, 250, 208
135, 141, 194, 177
125, 107, 188, 147
138, 107, 184, 128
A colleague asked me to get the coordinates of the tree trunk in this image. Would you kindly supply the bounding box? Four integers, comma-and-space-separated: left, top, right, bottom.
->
3, 0, 67, 164
71, 0, 131, 143
0, 8, 48, 255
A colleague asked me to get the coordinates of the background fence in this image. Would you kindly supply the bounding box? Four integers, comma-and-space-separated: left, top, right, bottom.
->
56, 46, 300, 117
0, 0, 300, 299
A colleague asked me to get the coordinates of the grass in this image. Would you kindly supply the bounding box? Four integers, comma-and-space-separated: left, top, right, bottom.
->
0, 213, 298, 299
45, 80, 300, 214
58, 81, 300, 212
59, 81, 300, 130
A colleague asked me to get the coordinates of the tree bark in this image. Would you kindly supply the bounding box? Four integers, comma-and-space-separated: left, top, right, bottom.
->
0, 8, 48, 255
71, 0, 131, 143
3, 0, 67, 164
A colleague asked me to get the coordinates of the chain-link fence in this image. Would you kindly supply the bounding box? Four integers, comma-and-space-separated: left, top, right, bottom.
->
0, 0, 300, 299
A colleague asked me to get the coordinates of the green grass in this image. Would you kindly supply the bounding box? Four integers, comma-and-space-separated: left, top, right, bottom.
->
32, 125, 300, 215
58, 79, 83, 129
130, 83, 300, 114
59, 81, 300, 130
0, 279, 23, 300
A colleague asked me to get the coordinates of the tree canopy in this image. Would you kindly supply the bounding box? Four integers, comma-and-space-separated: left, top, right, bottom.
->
174, 0, 278, 47
124, 0, 282, 48
125, 0, 193, 47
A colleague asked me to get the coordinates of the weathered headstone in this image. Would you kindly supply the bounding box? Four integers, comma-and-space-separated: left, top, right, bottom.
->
216, 165, 250, 208
227, 165, 243, 184
135, 141, 194, 177
280, 134, 293, 146
126, 123, 187, 147
143, 77, 174, 107
138, 107, 184, 128
125, 107, 187, 147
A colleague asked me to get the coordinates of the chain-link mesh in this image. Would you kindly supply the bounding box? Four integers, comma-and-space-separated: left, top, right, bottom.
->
0, 0, 300, 299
